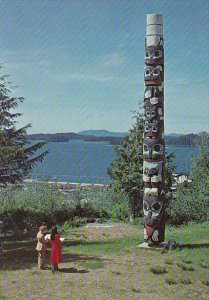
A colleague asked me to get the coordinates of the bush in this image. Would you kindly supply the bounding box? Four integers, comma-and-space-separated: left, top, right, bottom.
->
166, 191, 208, 225
165, 278, 178, 285
166, 140, 209, 225
181, 264, 195, 271
180, 278, 192, 284
0, 183, 131, 237
69, 217, 88, 227
150, 265, 167, 274
0, 183, 76, 237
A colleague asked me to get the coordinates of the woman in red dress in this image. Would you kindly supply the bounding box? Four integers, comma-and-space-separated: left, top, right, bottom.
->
50, 226, 62, 273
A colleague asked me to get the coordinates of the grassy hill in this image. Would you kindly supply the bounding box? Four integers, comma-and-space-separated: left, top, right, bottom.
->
1, 222, 208, 299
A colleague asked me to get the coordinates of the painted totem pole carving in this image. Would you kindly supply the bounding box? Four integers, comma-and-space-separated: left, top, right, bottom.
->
143, 14, 165, 244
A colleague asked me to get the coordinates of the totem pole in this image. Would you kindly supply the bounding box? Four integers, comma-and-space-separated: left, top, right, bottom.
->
143, 14, 165, 244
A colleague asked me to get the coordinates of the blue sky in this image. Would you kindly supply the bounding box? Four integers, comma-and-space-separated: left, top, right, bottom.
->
0, 0, 208, 134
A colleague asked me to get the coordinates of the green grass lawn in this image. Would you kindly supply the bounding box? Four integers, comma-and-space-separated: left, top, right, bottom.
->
0, 222, 208, 300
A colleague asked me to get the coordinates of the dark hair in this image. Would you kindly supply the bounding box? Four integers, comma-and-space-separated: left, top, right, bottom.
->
50, 226, 59, 240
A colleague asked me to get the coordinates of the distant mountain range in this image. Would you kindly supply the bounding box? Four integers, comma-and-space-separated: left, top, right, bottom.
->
28, 131, 123, 145
165, 132, 208, 146
28, 130, 208, 146
78, 129, 128, 137
78, 130, 183, 138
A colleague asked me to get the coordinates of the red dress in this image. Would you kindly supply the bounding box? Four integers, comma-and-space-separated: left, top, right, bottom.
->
50, 234, 62, 264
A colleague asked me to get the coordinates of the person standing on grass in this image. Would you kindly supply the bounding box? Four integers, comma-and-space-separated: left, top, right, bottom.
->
36, 225, 48, 270
50, 226, 62, 273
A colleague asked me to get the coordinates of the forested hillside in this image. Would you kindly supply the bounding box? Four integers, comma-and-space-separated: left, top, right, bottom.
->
28, 131, 208, 146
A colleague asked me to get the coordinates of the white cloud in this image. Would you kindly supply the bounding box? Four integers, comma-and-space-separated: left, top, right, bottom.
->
56, 72, 115, 83
166, 78, 188, 85
70, 73, 114, 82
97, 52, 125, 69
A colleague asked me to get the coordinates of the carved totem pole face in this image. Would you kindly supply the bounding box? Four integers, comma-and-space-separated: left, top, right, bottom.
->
143, 97, 164, 139
145, 46, 164, 65
143, 195, 164, 226
144, 119, 164, 139
143, 193, 165, 242
144, 65, 164, 85
143, 161, 163, 188
143, 138, 164, 161
144, 106, 157, 120
144, 97, 164, 117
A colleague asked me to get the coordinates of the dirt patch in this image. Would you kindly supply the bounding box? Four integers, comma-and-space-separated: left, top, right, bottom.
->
70, 223, 141, 241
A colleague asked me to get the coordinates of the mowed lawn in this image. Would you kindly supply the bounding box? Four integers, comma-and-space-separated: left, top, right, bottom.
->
0, 222, 208, 300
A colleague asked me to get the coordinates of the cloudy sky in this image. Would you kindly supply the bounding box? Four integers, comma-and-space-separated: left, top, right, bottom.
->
0, 0, 208, 134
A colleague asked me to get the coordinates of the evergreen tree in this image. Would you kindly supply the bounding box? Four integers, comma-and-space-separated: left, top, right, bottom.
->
108, 112, 143, 221
0, 68, 48, 184
108, 111, 175, 221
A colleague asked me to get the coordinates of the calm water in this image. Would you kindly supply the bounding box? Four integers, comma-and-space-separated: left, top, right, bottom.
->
29, 140, 199, 184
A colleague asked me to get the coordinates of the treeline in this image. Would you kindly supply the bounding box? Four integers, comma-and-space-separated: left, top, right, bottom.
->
165, 132, 209, 146
28, 132, 124, 145
28, 131, 208, 146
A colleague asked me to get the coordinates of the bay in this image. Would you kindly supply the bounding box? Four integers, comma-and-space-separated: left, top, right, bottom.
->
29, 140, 199, 184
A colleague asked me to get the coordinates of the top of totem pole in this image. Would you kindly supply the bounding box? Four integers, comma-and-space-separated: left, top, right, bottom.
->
147, 14, 163, 26
146, 14, 163, 47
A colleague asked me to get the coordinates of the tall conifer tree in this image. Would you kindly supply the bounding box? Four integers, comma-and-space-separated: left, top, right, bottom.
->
0, 67, 48, 184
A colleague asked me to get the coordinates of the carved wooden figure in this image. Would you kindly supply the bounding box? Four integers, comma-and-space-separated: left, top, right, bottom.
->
142, 14, 165, 244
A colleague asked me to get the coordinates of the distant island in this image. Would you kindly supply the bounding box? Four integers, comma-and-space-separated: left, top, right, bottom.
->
28, 130, 208, 146
28, 131, 123, 145
78, 129, 128, 137
165, 132, 208, 146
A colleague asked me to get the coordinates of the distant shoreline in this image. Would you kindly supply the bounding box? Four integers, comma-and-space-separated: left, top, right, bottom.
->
23, 179, 106, 189
24, 172, 191, 190
27, 131, 208, 147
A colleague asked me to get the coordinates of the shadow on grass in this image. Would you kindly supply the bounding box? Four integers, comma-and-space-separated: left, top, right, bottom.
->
58, 267, 89, 274
63, 239, 116, 247
1, 239, 106, 271
179, 243, 209, 249
63, 235, 141, 248
3, 236, 125, 250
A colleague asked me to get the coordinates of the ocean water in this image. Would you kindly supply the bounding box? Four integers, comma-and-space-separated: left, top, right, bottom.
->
29, 140, 199, 184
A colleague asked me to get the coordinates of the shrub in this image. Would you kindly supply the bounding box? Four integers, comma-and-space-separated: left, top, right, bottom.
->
0, 183, 133, 237
165, 277, 178, 285
166, 191, 208, 225
182, 258, 192, 264
177, 262, 184, 268
69, 217, 87, 228
132, 288, 141, 293
180, 278, 192, 284
150, 265, 167, 274
181, 264, 195, 271
166, 140, 209, 225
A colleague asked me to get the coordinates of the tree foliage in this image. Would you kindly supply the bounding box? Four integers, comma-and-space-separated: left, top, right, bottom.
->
167, 136, 209, 225
0, 67, 48, 184
108, 112, 144, 220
